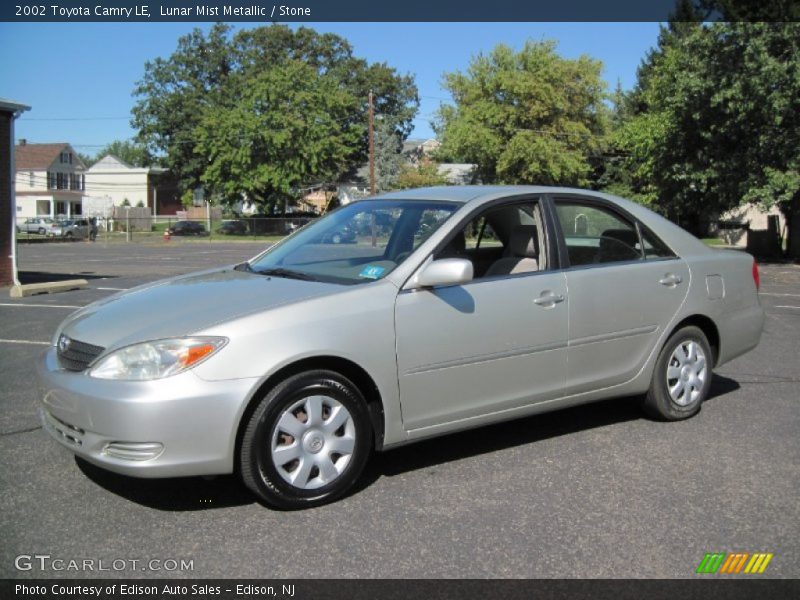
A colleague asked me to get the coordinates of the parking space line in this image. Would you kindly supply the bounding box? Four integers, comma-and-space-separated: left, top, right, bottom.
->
0, 339, 49, 345
0, 303, 81, 309
760, 293, 800, 297
96, 287, 128, 291
774, 305, 800, 310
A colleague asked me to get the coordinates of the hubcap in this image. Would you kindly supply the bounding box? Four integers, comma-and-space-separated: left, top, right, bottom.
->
270, 395, 356, 490
666, 340, 707, 406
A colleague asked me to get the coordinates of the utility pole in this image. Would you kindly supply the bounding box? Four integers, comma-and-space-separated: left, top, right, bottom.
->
368, 90, 375, 195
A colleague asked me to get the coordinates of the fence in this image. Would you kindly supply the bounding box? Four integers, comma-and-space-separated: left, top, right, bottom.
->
14, 215, 317, 243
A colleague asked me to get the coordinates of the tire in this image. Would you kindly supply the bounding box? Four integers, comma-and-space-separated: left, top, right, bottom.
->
643, 325, 713, 420
65, 231, 74, 238
240, 370, 372, 509
38, 227, 45, 235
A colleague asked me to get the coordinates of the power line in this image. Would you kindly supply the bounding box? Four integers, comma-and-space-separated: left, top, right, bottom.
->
19, 117, 131, 122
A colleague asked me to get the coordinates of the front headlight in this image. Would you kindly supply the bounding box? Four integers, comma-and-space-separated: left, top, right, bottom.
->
88, 337, 227, 381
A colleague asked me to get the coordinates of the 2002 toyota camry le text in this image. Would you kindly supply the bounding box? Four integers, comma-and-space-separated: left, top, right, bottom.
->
37, 186, 764, 509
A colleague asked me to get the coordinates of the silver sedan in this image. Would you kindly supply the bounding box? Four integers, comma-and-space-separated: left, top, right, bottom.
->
37, 186, 764, 508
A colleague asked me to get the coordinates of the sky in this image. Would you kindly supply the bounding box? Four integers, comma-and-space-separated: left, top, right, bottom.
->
0, 22, 661, 155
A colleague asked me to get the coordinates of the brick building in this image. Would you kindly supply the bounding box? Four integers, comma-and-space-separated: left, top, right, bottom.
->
0, 98, 30, 288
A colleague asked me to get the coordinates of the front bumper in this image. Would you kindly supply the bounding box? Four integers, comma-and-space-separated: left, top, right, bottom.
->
36, 347, 258, 477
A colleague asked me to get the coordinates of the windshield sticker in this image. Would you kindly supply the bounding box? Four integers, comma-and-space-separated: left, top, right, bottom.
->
359, 265, 386, 280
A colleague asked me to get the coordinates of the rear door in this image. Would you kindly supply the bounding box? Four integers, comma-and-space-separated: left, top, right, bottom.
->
551, 197, 690, 394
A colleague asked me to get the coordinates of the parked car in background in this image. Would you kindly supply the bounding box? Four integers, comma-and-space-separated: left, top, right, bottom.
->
47, 218, 90, 239
38, 186, 764, 509
217, 220, 248, 235
167, 221, 208, 236
319, 224, 357, 244
17, 217, 54, 235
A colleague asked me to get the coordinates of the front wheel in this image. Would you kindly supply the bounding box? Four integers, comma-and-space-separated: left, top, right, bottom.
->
240, 370, 372, 509
643, 325, 713, 420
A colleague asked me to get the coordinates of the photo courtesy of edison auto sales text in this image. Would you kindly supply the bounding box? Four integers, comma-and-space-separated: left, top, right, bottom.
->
15, 584, 295, 596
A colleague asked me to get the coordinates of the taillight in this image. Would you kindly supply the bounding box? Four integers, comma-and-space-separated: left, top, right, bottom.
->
752, 260, 760, 291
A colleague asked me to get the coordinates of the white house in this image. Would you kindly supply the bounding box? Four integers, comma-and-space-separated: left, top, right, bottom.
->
84, 155, 179, 215
14, 141, 86, 218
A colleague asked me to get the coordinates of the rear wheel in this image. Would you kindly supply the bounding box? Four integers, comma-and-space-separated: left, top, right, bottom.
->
240, 370, 372, 509
643, 325, 712, 420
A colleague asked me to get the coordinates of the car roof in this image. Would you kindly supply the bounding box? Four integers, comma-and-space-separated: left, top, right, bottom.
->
375, 185, 623, 204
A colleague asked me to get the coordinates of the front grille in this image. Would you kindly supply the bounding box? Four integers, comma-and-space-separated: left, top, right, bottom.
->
57, 335, 105, 372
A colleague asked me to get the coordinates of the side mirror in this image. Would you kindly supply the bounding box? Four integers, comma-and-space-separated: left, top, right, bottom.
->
415, 258, 473, 289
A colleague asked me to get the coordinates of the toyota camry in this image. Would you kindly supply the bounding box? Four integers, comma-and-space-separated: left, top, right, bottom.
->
37, 186, 764, 509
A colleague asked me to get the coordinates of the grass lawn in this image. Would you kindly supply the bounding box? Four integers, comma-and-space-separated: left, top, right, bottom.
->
702, 238, 726, 246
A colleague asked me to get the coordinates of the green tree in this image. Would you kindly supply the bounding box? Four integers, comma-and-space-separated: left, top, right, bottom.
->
93, 139, 153, 168
132, 23, 233, 195
132, 24, 418, 205
612, 21, 800, 249
434, 41, 608, 186
195, 61, 361, 210
374, 117, 404, 191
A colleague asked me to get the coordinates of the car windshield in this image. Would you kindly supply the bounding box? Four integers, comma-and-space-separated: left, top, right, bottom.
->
248, 199, 459, 284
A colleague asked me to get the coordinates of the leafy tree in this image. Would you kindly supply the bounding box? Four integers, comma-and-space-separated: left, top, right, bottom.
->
394, 160, 449, 190
93, 139, 153, 168
195, 61, 361, 209
374, 117, 404, 191
434, 41, 608, 186
132, 24, 418, 206
77, 151, 95, 167
612, 21, 800, 249
132, 23, 233, 195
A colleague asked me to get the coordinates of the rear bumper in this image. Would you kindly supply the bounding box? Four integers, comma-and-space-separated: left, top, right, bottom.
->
36, 347, 258, 477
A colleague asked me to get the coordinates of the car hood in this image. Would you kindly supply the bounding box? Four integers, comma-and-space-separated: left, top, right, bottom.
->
58, 268, 342, 350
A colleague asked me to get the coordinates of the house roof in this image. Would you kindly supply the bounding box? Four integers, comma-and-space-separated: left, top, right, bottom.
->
15, 143, 71, 170
402, 138, 440, 154
90, 154, 134, 170
0, 97, 31, 114
86, 154, 167, 174
437, 163, 477, 184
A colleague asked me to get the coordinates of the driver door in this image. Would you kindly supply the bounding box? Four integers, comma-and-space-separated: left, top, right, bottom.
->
394, 199, 568, 434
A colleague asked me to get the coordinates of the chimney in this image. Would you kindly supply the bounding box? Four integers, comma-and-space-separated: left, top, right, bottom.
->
19, 138, 26, 146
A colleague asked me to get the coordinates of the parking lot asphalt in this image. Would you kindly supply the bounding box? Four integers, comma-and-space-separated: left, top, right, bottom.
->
1, 240, 798, 579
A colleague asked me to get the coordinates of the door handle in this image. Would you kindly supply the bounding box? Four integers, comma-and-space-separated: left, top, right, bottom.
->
534, 292, 565, 307
659, 274, 683, 287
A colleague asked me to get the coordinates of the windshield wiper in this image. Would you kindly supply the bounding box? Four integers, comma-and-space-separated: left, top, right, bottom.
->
255, 267, 317, 281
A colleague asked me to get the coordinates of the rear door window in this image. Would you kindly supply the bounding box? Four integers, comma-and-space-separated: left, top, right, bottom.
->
554, 201, 642, 267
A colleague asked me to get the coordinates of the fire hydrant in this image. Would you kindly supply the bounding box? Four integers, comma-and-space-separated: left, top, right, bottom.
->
163, 230, 170, 242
